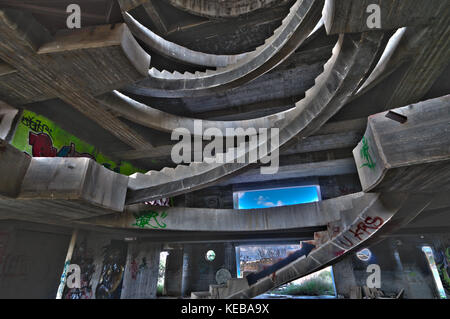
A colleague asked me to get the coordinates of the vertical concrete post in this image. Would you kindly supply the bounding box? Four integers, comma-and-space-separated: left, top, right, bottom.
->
121, 241, 161, 299
56, 229, 78, 299
332, 254, 357, 298
224, 242, 237, 277
181, 245, 192, 297
164, 248, 184, 296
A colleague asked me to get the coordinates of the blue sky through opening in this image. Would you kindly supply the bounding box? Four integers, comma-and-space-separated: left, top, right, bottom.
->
236, 186, 319, 209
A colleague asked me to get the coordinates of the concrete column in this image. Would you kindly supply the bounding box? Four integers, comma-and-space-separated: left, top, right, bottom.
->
332, 255, 357, 298
224, 242, 237, 277
181, 243, 238, 296
181, 245, 192, 297
164, 248, 184, 296
121, 241, 161, 299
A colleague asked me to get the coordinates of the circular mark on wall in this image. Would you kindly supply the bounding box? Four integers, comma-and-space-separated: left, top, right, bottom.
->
205, 250, 216, 262
216, 268, 232, 285
356, 248, 372, 262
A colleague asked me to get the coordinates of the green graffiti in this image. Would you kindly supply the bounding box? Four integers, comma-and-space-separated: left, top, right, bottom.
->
132, 211, 168, 229
360, 136, 376, 169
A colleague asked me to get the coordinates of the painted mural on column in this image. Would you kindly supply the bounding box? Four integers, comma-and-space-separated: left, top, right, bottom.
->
10, 110, 144, 176
62, 237, 96, 299
435, 246, 450, 297
95, 240, 127, 299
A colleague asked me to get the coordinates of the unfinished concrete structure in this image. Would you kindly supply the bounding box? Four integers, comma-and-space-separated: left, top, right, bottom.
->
0, 0, 449, 299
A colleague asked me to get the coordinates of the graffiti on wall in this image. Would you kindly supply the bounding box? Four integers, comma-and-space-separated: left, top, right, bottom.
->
21, 114, 53, 137
132, 211, 168, 229
95, 240, 127, 299
336, 216, 384, 249
63, 238, 96, 299
130, 256, 148, 280
436, 247, 450, 295
11, 110, 144, 176
144, 197, 172, 207
360, 136, 376, 169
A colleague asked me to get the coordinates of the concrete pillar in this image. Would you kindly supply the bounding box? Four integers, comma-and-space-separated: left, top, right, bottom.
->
181, 243, 238, 296
181, 245, 192, 297
395, 240, 435, 299
121, 241, 161, 299
224, 242, 237, 277
164, 248, 183, 296
332, 255, 357, 298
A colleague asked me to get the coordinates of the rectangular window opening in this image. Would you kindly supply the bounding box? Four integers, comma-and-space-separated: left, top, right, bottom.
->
233, 185, 320, 209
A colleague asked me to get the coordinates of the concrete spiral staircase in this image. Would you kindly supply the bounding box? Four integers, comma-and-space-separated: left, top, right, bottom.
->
190, 95, 450, 299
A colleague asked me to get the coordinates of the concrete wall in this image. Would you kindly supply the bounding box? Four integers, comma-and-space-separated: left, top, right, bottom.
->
0, 221, 70, 298
181, 243, 236, 296
121, 241, 161, 299
318, 174, 362, 200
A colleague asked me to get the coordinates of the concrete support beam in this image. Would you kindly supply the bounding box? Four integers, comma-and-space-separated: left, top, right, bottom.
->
0, 153, 128, 222
20, 158, 128, 212
164, 248, 184, 296
218, 158, 357, 186
80, 193, 361, 232
353, 95, 450, 193
0, 101, 18, 140
0, 139, 31, 198
332, 255, 357, 298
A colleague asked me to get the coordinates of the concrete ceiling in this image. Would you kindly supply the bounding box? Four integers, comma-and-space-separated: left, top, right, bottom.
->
0, 0, 448, 178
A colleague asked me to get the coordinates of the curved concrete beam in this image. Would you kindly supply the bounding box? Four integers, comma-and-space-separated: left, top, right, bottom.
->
167, 0, 292, 19
355, 26, 428, 97
228, 191, 435, 299
126, 31, 388, 203
77, 193, 362, 232
124, 0, 325, 98
98, 90, 290, 137
124, 12, 247, 67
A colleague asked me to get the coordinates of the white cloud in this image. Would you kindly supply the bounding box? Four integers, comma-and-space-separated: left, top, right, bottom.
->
255, 195, 285, 207
257, 195, 267, 205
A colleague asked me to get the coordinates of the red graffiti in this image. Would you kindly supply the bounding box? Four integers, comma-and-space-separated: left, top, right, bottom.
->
336, 216, 384, 248
349, 216, 384, 241
336, 235, 354, 249
29, 132, 95, 160
29, 132, 57, 157
130, 259, 139, 280
334, 250, 345, 257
